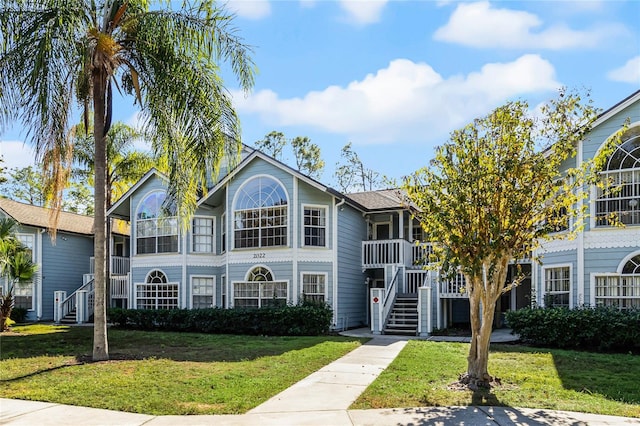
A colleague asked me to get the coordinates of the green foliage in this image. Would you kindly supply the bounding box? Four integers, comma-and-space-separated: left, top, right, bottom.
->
334, 142, 380, 192
0, 166, 46, 206
505, 307, 640, 352
254, 131, 287, 160
109, 301, 334, 336
9, 306, 27, 323
253, 131, 326, 179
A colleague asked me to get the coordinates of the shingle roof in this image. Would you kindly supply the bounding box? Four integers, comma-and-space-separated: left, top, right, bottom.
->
0, 198, 95, 235
346, 189, 407, 211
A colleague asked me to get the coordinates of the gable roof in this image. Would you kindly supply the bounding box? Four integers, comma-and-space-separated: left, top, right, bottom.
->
0, 198, 94, 235
592, 90, 640, 128
108, 168, 167, 219
346, 189, 404, 211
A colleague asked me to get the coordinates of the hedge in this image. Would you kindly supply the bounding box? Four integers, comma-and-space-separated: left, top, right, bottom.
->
108, 301, 333, 336
505, 306, 640, 353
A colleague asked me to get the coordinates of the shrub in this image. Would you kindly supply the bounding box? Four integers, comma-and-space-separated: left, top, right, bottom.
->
9, 307, 28, 323
108, 300, 333, 336
505, 306, 640, 353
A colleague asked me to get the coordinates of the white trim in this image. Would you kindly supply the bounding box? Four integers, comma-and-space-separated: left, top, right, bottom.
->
220, 212, 227, 254
243, 264, 276, 281
577, 138, 585, 309
292, 177, 299, 305
221, 274, 227, 308
301, 204, 329, 248
182, 227, 187, 308
14, 233, 36, 312
540, 263, 573, 308
300, 271, 328, 303
591, 93, 640, 128
133, 190, 180, 256
108, 168, 168, 217
617, 250, 640, 274
189, 275, 216, 309
36, 230, 42, 320
373, 221, 392, 240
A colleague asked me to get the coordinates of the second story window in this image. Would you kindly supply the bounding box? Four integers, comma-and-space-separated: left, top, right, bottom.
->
192, 217, 214, 253
303, 206, 327, 247
136, 191, 178, 255
234, 176, 288, 249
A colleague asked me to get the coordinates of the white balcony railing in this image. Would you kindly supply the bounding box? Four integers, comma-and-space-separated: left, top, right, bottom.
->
90, 256, 130, 276
362, 240, 435, 269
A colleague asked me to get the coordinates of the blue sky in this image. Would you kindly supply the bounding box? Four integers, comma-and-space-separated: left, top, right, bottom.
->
1, 0, 639, 189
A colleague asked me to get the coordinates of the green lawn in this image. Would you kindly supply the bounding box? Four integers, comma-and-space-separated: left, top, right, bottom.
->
3, 326, 639, 418
0, 325, 364, 415
352, 340, 640, 418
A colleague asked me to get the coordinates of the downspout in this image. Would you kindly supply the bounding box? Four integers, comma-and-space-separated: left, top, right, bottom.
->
333, 198, 346, 329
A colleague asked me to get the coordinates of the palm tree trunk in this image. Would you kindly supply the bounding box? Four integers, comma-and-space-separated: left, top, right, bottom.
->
92, 69, 109, 361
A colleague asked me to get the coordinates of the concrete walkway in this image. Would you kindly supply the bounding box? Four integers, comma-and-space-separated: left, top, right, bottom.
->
2, 330, 639, 425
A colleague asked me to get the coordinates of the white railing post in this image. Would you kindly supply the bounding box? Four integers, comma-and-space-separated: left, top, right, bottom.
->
370, 288, 384, 335
417, 286, 432, 337
53, 291, 66, 323
76, 290, 88, 323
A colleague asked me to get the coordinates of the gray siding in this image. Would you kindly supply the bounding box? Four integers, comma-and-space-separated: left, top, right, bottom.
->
41, 232, 94, 320
337, 204, 368, 329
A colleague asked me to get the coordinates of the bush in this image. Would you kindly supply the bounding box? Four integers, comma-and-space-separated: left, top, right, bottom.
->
108, 300, 334, 336
505, 306, 640, 353
9, 307, 28, 323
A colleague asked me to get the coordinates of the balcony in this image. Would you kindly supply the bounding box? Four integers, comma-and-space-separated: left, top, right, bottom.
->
362, 240, 434, 269
89, 256, 131, 276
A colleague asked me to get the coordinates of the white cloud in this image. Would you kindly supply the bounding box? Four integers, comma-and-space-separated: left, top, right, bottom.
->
339, 0, 388, 25
225, 0, 271, 20
0, 140, 37, 171
434, 1, 624, 49
233, 54, 559, 144
607, 56, 640, 84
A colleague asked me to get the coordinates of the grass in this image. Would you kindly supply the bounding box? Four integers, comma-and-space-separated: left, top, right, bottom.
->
0, 324, 365, 415
352, 340, 640, 418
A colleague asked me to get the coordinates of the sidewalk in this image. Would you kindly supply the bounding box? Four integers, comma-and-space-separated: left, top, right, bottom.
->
2, 330, 639, 425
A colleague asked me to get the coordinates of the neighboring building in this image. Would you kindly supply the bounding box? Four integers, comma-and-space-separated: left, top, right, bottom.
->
0, 198, 95, 321
533, 90, 640, 311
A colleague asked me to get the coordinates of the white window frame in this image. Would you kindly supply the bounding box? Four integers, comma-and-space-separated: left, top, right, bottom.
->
191, 216, 215, 253
302, 204, 328, 248
232, 175, 289, 250
221, 212, 227, 253
541, 264, 572, 308
221, 274, 227, 308
190, 275, 215, 309
14, 233, 35, 311
300, 272, 327, 303
135, 269, 179, 310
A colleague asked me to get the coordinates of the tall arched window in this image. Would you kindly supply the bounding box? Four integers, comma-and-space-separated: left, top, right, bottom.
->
622, 254, 640, 274
234, 176, 288, 248
136, 192, 178, 254
596, 127, 640, 226
136, 270, 179, 310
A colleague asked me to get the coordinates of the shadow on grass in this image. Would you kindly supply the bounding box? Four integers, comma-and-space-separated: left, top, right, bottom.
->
493, 343, 640, 406
386, 406, 591, 426
1, 325, 365, 363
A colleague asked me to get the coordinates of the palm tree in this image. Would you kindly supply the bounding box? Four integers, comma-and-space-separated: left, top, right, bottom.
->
0, 1, 256, 360
0, 218, 37, 331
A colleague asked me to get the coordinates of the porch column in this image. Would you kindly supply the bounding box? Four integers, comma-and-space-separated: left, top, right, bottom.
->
417, 286, 432, 337
76, 290, 88, 323
398, 212, 404, 240
370, 288, 384, 335
53, 291, 66, 323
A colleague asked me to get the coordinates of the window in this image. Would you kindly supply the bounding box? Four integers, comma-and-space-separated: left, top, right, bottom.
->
594, 254, 640, 310
411, 226, 422, 242
303, 206, 326, 247
221, 274, 227, 308
191, 276, 214, 309
544, 266, 570, 307
192, 217, 214, 253
14, 234, 35, 310
302, 273, 326, 303
234, 176, 288, 248
136, 270, 178, 309
136, 192, 178, 254
596, 128, 640, 226
233, 266, 287, 308
221, 213, 226, 253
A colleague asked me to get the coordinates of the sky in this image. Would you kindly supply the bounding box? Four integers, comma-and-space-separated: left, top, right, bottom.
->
1, 0, 639, 189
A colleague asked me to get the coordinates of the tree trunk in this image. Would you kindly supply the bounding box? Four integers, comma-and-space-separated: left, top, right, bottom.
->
92, 69, 109, 361
465, 293, 496, 388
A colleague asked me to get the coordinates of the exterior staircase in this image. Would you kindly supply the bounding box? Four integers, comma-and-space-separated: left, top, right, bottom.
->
59, 308, 78, 324
383, 294, 418, 335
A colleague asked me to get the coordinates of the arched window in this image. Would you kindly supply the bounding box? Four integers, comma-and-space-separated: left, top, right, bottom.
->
622, 254, 640, 274
596, 127, 640, 226
136, 192, 178, 254
136, 270, 179, 310
234, 176, 288, 248
234, 266, 287, 308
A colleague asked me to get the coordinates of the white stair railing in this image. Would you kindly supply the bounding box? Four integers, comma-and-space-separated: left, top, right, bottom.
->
56, 278, 94, 324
